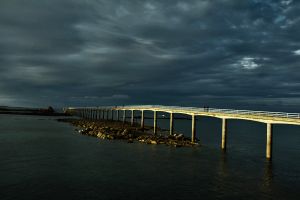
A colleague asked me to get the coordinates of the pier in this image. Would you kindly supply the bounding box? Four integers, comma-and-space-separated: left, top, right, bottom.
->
64, 105, 300, 160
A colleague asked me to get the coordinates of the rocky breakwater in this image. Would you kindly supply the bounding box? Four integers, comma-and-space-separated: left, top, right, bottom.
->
59, 119, 199, 148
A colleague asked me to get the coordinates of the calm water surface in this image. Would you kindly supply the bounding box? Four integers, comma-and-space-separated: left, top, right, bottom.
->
0, 114, 300, 199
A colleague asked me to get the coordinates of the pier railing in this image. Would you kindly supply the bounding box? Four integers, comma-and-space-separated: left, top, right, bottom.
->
107, 105, 300, 119
67, 105, 300, 119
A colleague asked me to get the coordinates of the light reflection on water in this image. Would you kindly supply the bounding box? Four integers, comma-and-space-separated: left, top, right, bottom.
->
0, 114, 299, 199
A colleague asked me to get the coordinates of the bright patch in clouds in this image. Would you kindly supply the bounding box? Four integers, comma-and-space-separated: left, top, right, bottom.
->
281, 0, 293, 6
239, 57, 260, 70
293, 49, 300, 55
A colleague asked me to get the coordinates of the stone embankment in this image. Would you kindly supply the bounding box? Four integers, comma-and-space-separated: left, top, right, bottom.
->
59, 119, 199, 147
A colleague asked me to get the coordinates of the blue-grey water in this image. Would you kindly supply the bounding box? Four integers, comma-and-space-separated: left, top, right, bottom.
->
0, 113, 300, 199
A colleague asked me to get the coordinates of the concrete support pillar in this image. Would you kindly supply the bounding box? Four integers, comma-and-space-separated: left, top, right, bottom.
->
154, 111, 157, 135
102, 110, 105, 119
111, 110, 114, 121
266, 123, 273, 160
170, 112, 174, 135
106, 110, 109, 120
123, 110, 126, 123
141, 110, 144, 129
117, 110, 119, 121
131, 110, 134, 126
191, 114, 196, 142
221, 118, 228, 151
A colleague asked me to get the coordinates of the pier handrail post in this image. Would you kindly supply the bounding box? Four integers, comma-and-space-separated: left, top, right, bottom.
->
266, 123, 273, 160
221, 118, 228, 151
170, 112, 174, 135
191, 114, 196, 142
141, 110, 144, 129
154, 111, 157, 135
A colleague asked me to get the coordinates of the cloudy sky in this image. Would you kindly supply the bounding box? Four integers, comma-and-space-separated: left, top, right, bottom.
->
0, 0, 299, 111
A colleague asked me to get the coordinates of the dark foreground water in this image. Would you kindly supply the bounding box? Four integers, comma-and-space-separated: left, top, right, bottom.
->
0, 114, 300, 200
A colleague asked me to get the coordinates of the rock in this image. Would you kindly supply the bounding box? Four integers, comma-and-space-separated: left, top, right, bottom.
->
106, 135, 114, 140
150, 140, 157, 145
97, 132, 103, 137
121, 129, 128, 135
175, 134, 184, 139
127, 139, 133, 143
174, 144, 182, 148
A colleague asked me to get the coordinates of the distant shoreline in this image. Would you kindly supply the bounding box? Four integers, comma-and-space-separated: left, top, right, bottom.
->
0, 111, 69, 116
0, 106, 69, 116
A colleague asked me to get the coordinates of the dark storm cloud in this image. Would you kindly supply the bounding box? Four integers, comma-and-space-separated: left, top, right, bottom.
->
0, 0, 300, 111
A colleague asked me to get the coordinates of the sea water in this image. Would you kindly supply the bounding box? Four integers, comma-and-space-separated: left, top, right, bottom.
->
0, 114, 299, 199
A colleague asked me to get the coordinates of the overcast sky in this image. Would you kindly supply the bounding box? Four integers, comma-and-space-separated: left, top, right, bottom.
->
0, 0, 299, 111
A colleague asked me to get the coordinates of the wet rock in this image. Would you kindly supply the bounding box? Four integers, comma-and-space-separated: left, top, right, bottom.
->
127, 139, 133, 143
150, 140, 157, 145
58, 118, 199, 148
175, 134, 184, 140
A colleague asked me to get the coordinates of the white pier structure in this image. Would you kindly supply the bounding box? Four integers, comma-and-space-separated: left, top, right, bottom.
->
64, 105, 300, 160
